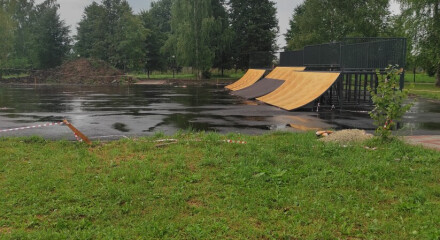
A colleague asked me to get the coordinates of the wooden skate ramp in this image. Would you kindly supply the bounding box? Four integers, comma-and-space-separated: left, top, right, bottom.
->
265, 67, 305, 79
225, 69, 266, 91
232, 78, 285, 99
229, 67, 306, 99
257, 71, 341, 111
226, 67, 305, 91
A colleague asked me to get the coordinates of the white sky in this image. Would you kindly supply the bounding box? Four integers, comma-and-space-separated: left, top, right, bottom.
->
36, 0, 401, 49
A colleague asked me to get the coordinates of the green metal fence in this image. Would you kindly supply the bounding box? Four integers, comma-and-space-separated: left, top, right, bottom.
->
273, 38, 406, 70
304, 43, 341, 67
280, 50, 304, 67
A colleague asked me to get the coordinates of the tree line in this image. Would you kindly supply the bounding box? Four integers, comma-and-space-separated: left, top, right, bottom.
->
1, 0, 439, 85
0, 0, 70, 73
0, 0, 278, 79
284, 0, 440, 87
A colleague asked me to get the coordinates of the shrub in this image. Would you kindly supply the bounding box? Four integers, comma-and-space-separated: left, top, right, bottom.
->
368, 66, 413, 139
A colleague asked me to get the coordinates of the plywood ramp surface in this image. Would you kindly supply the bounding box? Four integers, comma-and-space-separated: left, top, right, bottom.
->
226, 67, 305, 91
232, 78, 285, 99
265, 67, 305, 80
225, 69, 266, 91
257, 71, 341, 111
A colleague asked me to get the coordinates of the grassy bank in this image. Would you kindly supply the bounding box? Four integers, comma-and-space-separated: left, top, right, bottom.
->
408, 84, 440, 100
1, 132, 439, 239
403, 73, 440, 100
1, 73, 30, 79
129, 71, 245, 80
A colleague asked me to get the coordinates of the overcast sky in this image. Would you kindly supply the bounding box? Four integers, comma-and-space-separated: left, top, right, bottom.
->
36, 0, 401, 49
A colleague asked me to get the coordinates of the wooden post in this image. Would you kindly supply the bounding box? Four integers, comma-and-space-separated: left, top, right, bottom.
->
63, 119, 92, 145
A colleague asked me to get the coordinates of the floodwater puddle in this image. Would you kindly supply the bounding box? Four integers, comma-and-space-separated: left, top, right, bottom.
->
0, 84, 439, 139
112, 123, 130, 132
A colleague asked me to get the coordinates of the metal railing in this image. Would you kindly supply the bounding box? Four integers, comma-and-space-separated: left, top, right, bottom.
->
341, 38, 406, 70
258, 38, 407, 70
304, 43, 341, 67
279, 50, 304, 67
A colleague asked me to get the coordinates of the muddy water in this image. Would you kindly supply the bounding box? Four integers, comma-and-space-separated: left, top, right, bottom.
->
0, 84, 439, 140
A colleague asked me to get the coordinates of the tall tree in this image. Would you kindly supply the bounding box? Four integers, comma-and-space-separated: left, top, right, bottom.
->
386, 14, 417, 74
228, 0, 279, 70
284, 4, 305, 51
398, 0, 440, 87
211, 0, 233, 75
31, 0, 70, 69
167, 0, 217, 79
0, 0, 70, 69
140, 0, 173, 76
75, 2, 107, 60
4, 0, 36, 68
112, 6, 148, 71
0, 5, 15, 78
75, 0, 147, 71
285, 0, 390, 50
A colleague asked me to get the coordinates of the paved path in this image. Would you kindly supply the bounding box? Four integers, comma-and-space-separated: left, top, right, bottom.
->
405, 135, 440, 151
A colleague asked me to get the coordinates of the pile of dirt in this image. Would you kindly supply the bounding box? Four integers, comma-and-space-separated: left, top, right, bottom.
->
31, 58, 133, 85
319, 129, 373, 144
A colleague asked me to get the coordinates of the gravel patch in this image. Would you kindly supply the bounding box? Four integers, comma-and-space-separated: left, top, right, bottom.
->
319, 129, 373, 144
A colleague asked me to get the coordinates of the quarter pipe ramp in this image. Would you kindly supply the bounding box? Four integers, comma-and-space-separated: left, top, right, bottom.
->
265, 67, 305, 79
229, 67, 306, 99
232, 78, 285, 99
257, 71, 341, 111
225, 69, 266, 91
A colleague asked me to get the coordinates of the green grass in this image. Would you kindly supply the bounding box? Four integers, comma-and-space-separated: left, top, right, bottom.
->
1, 132, 439, 239
407, 83, 440, 100
404, 73, 437, 83
130, 73, 197, 79
129, 71, 245, 80
402, 73, 440, 100
1, 73, 30, 79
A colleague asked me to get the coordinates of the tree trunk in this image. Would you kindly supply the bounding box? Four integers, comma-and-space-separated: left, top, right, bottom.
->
435, 3, 440, 88
436, 66, 440, 87
413, 67, 416, 83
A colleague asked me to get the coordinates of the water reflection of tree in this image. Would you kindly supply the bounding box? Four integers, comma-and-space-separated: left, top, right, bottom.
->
0, 84, 231, 119
170, 85, 216, 107
161, 113, 214, 132
0, 86, 71, 114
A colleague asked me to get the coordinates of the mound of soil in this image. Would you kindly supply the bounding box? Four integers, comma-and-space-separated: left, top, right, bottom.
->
31, 58, 132, 85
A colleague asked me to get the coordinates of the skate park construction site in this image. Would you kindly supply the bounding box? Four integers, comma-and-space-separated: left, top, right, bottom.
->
1, 38, 440, 145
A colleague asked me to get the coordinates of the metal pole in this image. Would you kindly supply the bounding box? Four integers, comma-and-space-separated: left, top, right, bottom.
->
413, 67, 416, 83
400, 70, 405, 90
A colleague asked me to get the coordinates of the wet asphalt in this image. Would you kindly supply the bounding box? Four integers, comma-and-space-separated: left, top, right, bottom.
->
0, 84, 439, 141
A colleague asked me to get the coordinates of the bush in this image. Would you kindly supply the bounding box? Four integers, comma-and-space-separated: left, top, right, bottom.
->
368, 66, 413, 139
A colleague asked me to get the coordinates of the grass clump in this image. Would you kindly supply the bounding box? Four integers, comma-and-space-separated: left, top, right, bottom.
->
0, 132, 439, 239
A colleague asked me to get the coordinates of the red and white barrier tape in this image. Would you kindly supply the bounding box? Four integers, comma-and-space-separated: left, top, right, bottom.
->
74, 133, 83, 142
0, 122, 64, 133
1, 123, 247, 144
223, 139, 247, 144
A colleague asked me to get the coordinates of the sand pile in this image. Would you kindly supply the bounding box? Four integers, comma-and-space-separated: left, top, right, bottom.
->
319, 129, 373, 144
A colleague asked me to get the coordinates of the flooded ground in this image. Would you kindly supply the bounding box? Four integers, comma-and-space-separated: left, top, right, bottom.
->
0, 84, 439, 140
